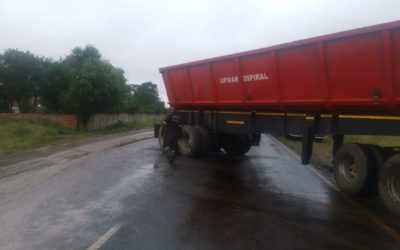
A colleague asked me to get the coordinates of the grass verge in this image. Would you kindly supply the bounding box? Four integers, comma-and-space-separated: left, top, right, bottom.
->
0, 118, 160, 156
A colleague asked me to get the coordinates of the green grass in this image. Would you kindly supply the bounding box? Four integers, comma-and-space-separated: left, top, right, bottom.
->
0, 118, 78, 155
103, 120, 161, 132
342, 135, 400, 147
0, 118, 160, 156
274, 135, 400, 167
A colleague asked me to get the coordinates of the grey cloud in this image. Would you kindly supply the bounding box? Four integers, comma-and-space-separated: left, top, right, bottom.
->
1, 0, 399, 103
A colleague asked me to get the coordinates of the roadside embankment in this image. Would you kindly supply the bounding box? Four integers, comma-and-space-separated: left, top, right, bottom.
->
0, 117, 161, 156
274, 135, 400, 168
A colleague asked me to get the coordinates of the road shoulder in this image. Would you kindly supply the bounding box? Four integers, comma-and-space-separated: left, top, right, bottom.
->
0, 129, 152, 168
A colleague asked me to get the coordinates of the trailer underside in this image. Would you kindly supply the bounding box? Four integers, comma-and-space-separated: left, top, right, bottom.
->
155, 110, 400, 217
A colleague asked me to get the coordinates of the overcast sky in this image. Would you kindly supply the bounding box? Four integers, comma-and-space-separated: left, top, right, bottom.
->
0, 0, 399, 103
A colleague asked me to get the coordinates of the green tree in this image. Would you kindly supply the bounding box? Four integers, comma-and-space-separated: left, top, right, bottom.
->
127, 82, 166, 114
38, 59, 69, 113
61, 46, 128, 129
0, 49, 42, 113
0, 46, 164, 123
0, 54, 13, 112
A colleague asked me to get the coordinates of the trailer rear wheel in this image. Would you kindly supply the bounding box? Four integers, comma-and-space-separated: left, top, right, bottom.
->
222, 134, 252, 156
334, 143, 372, 195
378, 154, 400, 217
194, 125, 210, 156
178, 125, 201, 157
363, 144, 384, 194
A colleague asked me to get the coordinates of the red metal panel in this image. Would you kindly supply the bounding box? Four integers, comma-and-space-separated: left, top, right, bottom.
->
184, 68, 195, 100
239, 52, 279, 105
324, 32, 385, 102
271, 51, 287, 111
168, 69, 193, 105
392, 28, 400, 105
207, 64, 220, 107
234, 58, 247, 106
163, 71, 175, 105
317, 42, 335, 112
160, 20, 400, 73
276, 44, 323, 103
210, 59, 243, 105
187, 64, 215, 105
383, 30, 396, 112
160, 20, 400, 113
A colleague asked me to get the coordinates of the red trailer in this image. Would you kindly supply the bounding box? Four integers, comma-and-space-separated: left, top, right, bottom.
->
160, 20, 400, 114
156, 20, 400, 217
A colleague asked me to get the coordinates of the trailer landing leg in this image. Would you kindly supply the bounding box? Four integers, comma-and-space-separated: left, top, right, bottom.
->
301, 127, 314, 164
333, 134, 344, 155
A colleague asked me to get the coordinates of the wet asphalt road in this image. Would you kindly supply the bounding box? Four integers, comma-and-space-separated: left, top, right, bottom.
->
1, 134, 400, 249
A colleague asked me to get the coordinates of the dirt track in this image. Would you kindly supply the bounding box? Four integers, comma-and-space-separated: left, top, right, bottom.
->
0, 129, 153, 204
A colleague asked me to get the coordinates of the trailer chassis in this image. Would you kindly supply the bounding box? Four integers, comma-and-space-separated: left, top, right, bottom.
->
156, 110, 400, 217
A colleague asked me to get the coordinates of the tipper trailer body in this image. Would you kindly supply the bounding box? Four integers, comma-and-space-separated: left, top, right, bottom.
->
157, 20, 400, 217
160, 21, 400, 114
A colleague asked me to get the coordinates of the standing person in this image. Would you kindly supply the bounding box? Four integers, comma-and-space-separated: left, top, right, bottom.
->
163, 107, 181, 164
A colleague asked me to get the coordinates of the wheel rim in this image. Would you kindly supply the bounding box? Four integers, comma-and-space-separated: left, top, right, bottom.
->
339, 154, 359, 182
179, 132, 192, 153
183, 133, 191, 148
387, 168, 400, 202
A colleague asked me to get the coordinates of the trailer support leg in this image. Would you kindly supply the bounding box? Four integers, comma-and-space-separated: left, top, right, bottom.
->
333, 134, 344, 156
301, 127, 314, 165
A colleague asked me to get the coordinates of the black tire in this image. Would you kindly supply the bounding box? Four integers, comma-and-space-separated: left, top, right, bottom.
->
364, 144, 384, 169
222, 134, 252, 156
178, 125, 201, 157
363, 144, 384, 194
333, 143, 373, 195
158, 125, 166, 148
378, 154, 400, 217
194, 125, 210, 156
242, 134, 253, 154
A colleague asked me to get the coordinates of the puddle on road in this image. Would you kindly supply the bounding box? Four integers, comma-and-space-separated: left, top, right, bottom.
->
140, 163, 155, 169
151, 154, 171, 169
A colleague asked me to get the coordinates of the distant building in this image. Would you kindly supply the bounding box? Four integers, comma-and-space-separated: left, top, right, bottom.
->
11, 101, 19, 113
10, 96, 37, 113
